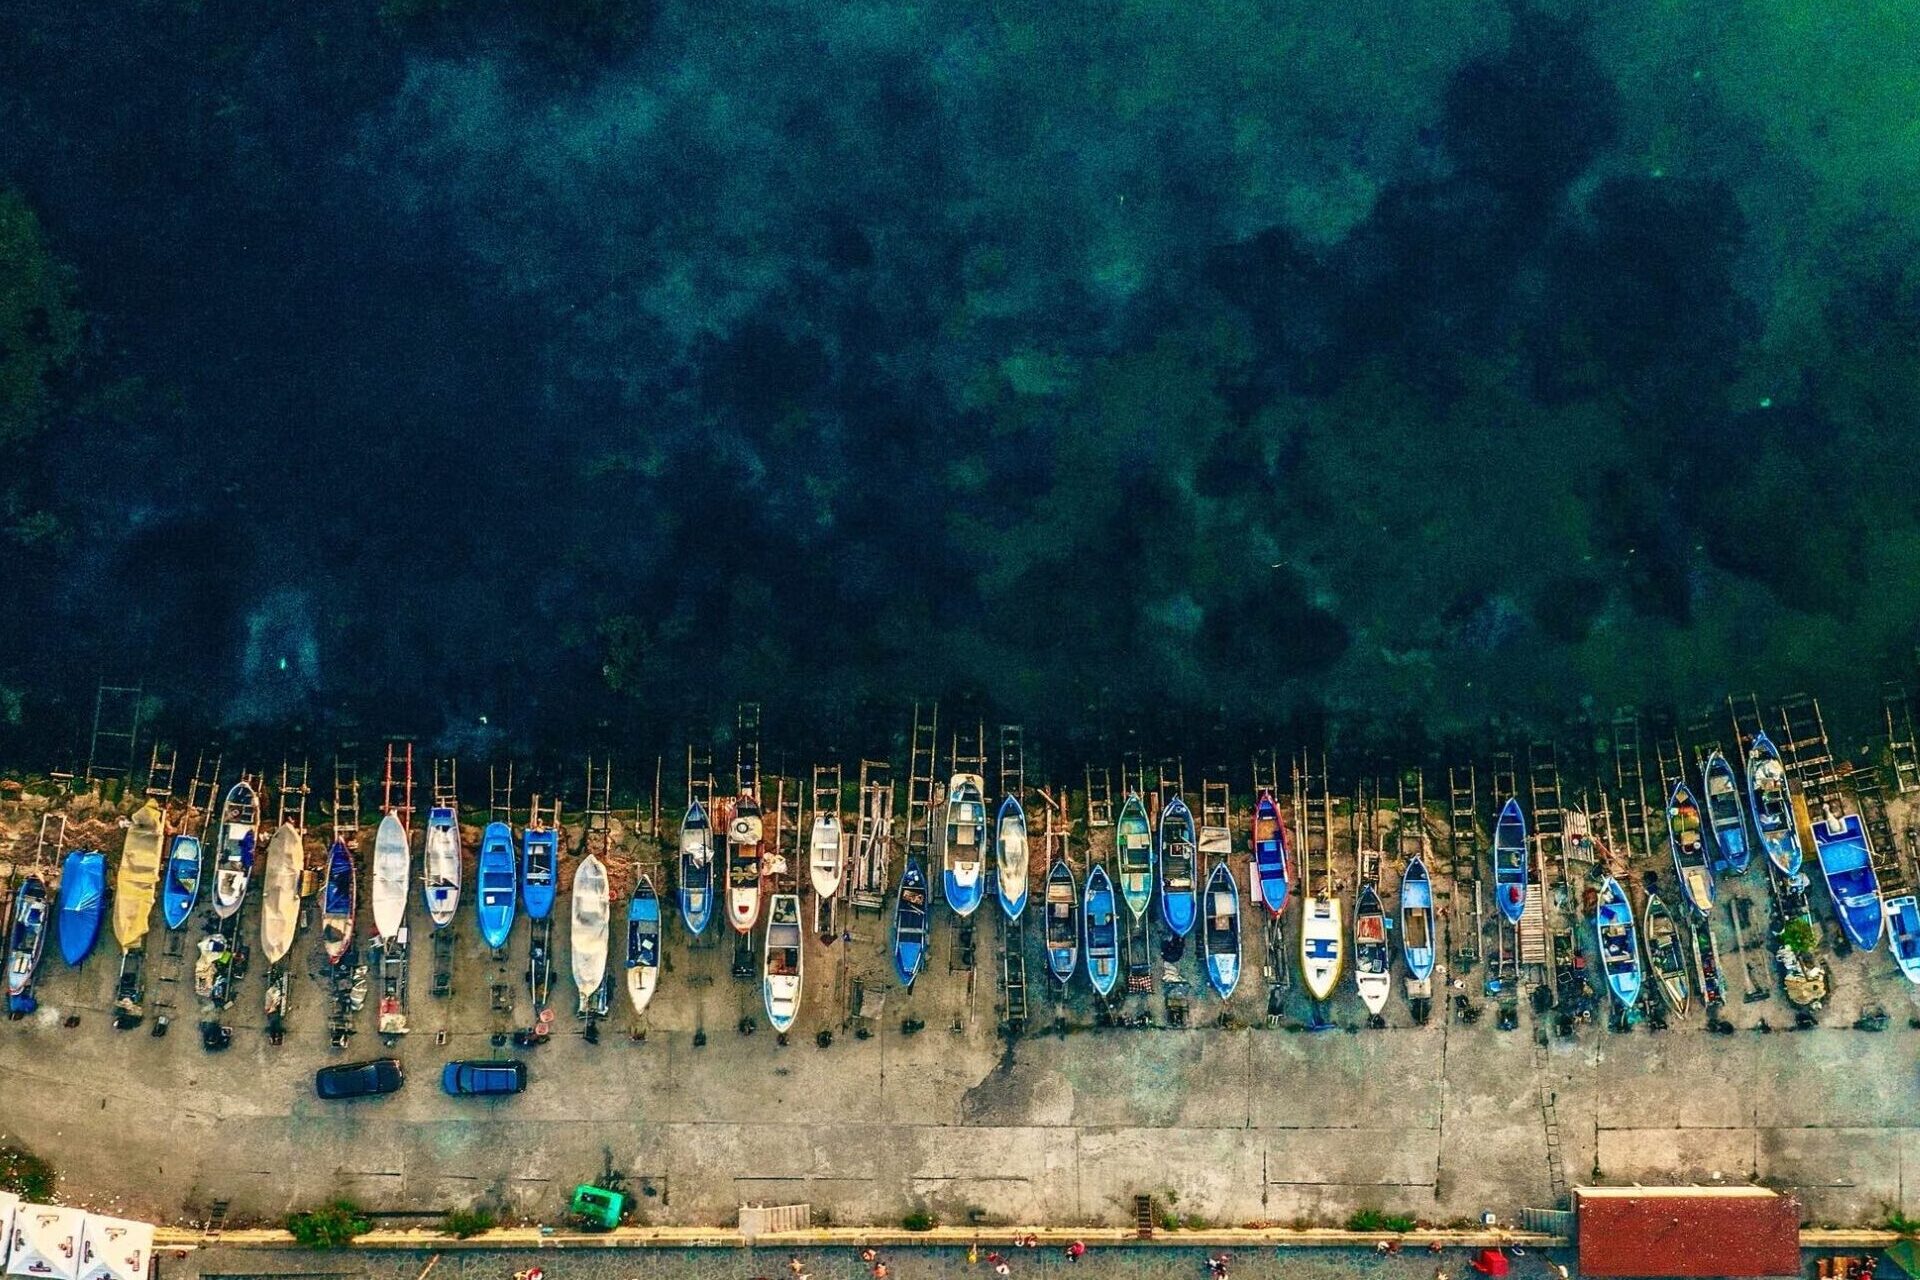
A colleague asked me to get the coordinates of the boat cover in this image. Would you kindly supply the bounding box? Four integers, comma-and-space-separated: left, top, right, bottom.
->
113, 803, 164, 950
371, 814, 409, 940
572, 854, 610, 998
259, 824, 302, 964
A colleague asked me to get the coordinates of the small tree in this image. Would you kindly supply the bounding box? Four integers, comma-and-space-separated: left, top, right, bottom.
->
1781, 919, 1816, 958
287, 1200, 371, 1248
442, 1208, 497, 1239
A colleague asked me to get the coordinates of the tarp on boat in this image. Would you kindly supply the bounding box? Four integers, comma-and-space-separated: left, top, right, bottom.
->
259, 824, 303, 965
112, 803, 164, 951
7, 1201, 84, 1279
76, 1215, 151, 1280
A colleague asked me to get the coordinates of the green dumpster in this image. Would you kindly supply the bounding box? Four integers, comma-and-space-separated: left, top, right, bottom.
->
569, 1184, 627, 1230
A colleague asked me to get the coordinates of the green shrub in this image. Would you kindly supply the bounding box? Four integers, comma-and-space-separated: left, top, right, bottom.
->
287, 1200, 371, 1248
1384, 1214, 1417, 1233
1885, 1206, 1920, 1234
0, 1146, 54, 1201
901, 1211, 936, 1232
442, 1208, 496, 1239
1346, 1208, 1386, 1232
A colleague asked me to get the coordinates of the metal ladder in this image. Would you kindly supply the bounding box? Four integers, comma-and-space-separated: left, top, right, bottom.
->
84, 680, 144, 786
1447, 763, 1482, 972
1612, 709, 1653, 861
1885, 684, 1920, 795
736, 701, 762, 798
1085, 763, 1115, 828
851, 759, 893, 911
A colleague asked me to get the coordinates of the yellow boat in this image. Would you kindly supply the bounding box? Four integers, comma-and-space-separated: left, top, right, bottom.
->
113, 800, 166, 951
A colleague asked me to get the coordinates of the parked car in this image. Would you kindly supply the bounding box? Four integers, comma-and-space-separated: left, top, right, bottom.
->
441, 1059, 527, 1096
315, 1058, 404, 1099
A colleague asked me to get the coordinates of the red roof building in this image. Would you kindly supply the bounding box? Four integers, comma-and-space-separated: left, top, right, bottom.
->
1575, 1186, 1802, 1277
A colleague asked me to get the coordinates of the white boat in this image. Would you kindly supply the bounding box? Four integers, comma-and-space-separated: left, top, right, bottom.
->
727, 795, 766, 933
941, 773, 988, 918
259, 823, 303, 965
763, 891, 803, 1033
995, 794, 1029, 919
211, 780, 259, 919
1300, 894, 1344, 1002
808, 812, 843, 899
371, 813, 410, 942
113, 799, 165, 951
1353, 883, 1392, 1015
625, 875, 661, 1015
572, 852, 611, 1011
423, 805, 461, 927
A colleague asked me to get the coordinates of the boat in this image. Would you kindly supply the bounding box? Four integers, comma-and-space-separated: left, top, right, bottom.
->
523, 823, 558, 922
1593, 875, 1642, 1008
1299, 895, 1343, 1002
1251, 790, 1290, 915
1666, 781, 1716, 916
808, 810, 843, 900
995, 793, 1030, 920
210, 780, 259, 919
626, 875, 661, 1015
113, 799, 165, 951
476, 821, 517, 949
571, 852, 611, 1010
726, 794, 765, 933
941, 773, 987, 919
1353, 882, 1392, 1015
1201, 861, 1240, 998
424, 806, 461, 928
1399, 854, 1435, 983
1083, 863, 1119, 997
57, 851, 106, 966
891, 854, 929, 987
321, 839, 356, 963
679, 799, 715, 935
160, 830, 202, 930
259, 823, 303, 965
1884, 890, 1920, 984
763, 892, 803, 1033
371, 813, 410, 941
1700, 751, 1752, 873
1642, 892, 1690, 1014
6, 876, 49, 1011
1157, 796, 1198, 938
1115, 791, 1154, 917
1745, 732, 1803, 877
1493, 797, 1527, 924
1043, 857, 1078, 983
1811, 808, 1884, 952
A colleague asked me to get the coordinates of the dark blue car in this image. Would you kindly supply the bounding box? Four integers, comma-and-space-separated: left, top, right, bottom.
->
441, 1059, 528, 1096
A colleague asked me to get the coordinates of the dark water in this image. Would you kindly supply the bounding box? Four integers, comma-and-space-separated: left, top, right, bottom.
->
1, 3, 1916, 766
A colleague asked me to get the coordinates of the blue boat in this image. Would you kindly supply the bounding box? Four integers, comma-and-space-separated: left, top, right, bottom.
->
1811, 809, 1883, 952
160, 832, 202, 930
1083, 864, 1119, 997
1043, 857, 1078, 983
940, 773, 988, 919
625, 875, 662, 1014
892, 854, 929, 987
1399, 854, 1435, 983
1157, 796, 1198, 938
1115, 792, 1154, 918
1251, 790, 1290, 916
476, 821, 517, 951
1884, 891, 1920, 984
6, 876, 49, 1014
678, 799, 715, 936
321, 839, 356, 963
995, 794, 1030, 920
1700, 751, 1752, 874
522, 826, 558, 922
1201, 861, 1240, 998
1493, 797, 1528, 925
1593, 876, 1642, 1008
1666, 781, 1716, 916
1745, 733, 1803, 877
57, 850, 107, 966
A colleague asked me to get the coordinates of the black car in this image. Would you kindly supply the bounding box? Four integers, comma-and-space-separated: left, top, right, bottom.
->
315, 1058, 405, 1099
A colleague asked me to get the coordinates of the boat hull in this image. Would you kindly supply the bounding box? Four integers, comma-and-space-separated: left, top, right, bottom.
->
1667, 782, 1716, 916
57, 851, 106, 966
941, 775, 988, 920
996, 795, 1029, 920
114, 800, 165, 951
1885, 892, 1920, 985
1300, 895, 1343, 1002
1493, 797, 1528, 924
809, 814, 843, 900
259, 823, 303, 965
1400, 856, 1435, 982
626, 877, 661, 1015
571, 854, 611, 1008
1250, 792, 1290, 916
1201, 862, 1240, 998
1594, 876, 1642, 1008
1701, 751, 1752, 874
763, 893, 803, 1032
424, 807, 461, 928
892, 857, 929, 987
1746, 734, 1804, 877
1353, 883, 1391, 1015
1044, 858, 1078, 983
522, 828, 558, 922
371, 813, 410, 942
321, 839, 357, 964
476, 822, 517, 950
7, 877, 49, 1006
1642, 892, 1689, 1014
1083, 865, 1118, 997
1812, 811, 1884, 952
679, 801, 715, 936
161, 834, 202, 930
1116, 794, 1154, 918
1157, 797, 1198, 938
211, 781, 259, 920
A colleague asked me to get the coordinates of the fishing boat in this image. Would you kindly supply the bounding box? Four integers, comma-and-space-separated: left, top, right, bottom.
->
1594, 876, 1642, 1008
1044, 857, 1078, 983
210, 780, 259, 919
259, 823, 303, 966
1400, 854, 1435, 983
1700, 751, 1752, 873
892, 854, 929, 987
476, 821, 517, 950
1884, 890, 1920, 984
321, 839, 356, 963
160, 829, 202, 930
1251, 790, 1290, 915
1666, 782, 1716, 916
1745, 732, 1803, 877
6, 877, 49, 1012
1201, 861, 1240, 998
1299, 895, 1343, 1002
571, 852, 611, 1011
424, 806, 461, 928
726, 794, 765, 934
995, 793, 1030, 920
57, 850, 106, 966
626, 875, 661, 1014
941, 773, 987, 919
1083, 863, 1119, 998
1352, 882, 1392, 1015
1115, 791, 1154, 917
679, 799, 715, 935
1811, 808, 1883, 952
113, 799, 164, 951
1642, 892, 1690, 1014
523, 824, 558, 922
1157, 796, 1198, 938
1493, 797, 1527, 924
371, 813, 410, 942
763, 892, 803, 1033
808, 810, 843, 900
